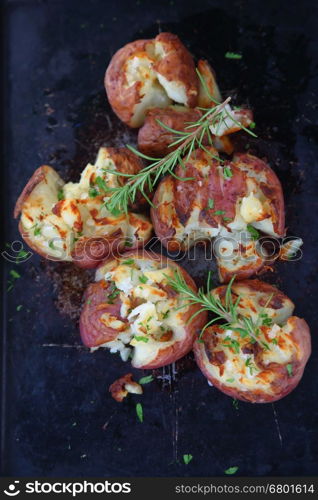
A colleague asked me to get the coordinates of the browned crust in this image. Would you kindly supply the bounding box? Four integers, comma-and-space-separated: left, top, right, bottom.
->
104, 39, 152, 126
197, 59, 220, 108
14, 165, 52, 218
153, 32, 199, 108
109, 373, 142, 402
193, 280, 311, 403
138, 106, 202, 157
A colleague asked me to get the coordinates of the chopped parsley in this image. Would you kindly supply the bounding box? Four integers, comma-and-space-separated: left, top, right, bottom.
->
49, 240, 56, 250
124, 238, 133, 247
95, 176, 108, 192
286, 363, 293, 377
10, 270, 21, 279
214, 210, 225, 216
88, 187, 99, 198
226, 378, 235, 383
162, 310, 170, 319
223, 166, 233, 179
107, 283, 120, 303
136, 403, 143, 422
246, 224, 260, 240
34, 226, 41, 236
57, 189, 64, 201
122, 259, 135, 266
208, 198, 214, 209
260, 313, 273, 326
183, 454, 193, 465
225, 52, 242, 59
225, 466, 239, 475
16, 305, 23, 311
232, 399, 239, 410
139, 274, 148, 284
134, 335, 149, 343
138, 375, 154, 385
249, 121, 256, 130
222, 337, 240, 353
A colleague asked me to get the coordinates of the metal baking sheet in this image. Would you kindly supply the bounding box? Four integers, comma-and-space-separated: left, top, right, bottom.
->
1, 0, 318, 477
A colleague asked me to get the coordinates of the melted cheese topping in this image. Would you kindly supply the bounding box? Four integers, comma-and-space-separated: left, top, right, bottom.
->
94, 258, 191, 367
201, 286, 297, 396
19, 148, 152, 260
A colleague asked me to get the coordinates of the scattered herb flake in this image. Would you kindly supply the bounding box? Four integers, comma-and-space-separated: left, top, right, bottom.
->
226, 378, 235, 383
162, 310, 170, 319
214, 210, 225, 216
10, 270, 21, 279
88, 187, 99, 198
246, 224, 260, 240
139, 274, 148, 284
225, 466, 239, 475
34, 226, 41, 236
138, 375, 154, 385
225, 52, 242, 59
57, 189, 64, 201
124, 239, 133, 247
16, 305, 23, 311
136, 403, 143, 422
122, 259, 135, 266
223, 166, 233, 179
95, 176, 108, 192
49, 240, 56, 250
183, 454, 193, 465
286, 363, 293, 377
249, 121, 256, 129
208, 198, 214, 209
232, 399, 239, 410
134, 335, 149, 343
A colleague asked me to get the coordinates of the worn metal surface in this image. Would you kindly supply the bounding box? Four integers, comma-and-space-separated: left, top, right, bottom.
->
1, 0, 318, 476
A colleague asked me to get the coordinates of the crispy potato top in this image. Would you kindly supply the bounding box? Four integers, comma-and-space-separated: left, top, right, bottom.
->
194, 280, 311, 403
14, 147, 152, 264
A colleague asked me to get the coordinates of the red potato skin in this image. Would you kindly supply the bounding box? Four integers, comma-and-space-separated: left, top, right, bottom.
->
153, 32, 199, 108
105, 39, 152, 127
81, 250, 208, 369
138, 107, 202, 157
233, 153, 285, 237
193, 280, 311, 403
80, 280, 127, 347
14, 165, 51, 219
151, 150, 285, 274
109, 373, 142, 402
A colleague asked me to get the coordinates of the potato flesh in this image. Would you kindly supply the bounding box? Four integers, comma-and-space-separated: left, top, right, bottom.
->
18, 148, 152, 260
95, 258, 190, 368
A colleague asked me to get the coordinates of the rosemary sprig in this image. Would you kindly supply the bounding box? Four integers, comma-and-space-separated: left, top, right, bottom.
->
103, 71, 257, 213
166, 270, 272, 351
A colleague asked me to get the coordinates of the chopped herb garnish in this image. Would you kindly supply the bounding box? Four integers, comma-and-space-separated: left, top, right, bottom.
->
34, 226, 41, 236
49, 240, 56, 250
226, 378, 235, 383
223, 166, 233, 179
249, 121, 256, 129
260, 313, 273, 326
246, 224, 260, 240
162, 310, 170, 319
134, 335, 149, 343
57, 189, 64, 201
225, 466, 239, 475
124, 239, 133, 247
183, 454, 193, 465
16, 305, 23, 311
222, 337, 240, 353
136, 403, 143, 422
122, 259, 135, 266
225, 52, 242, 59
139, 274, 148, 284
88, 187, 99, 198
107, 283, 120, 303
138, 375, 154, 385
271, 338, 278, 345
95, 176, 108, 192
214, 210, 225, 216
208, 198, 214, 209
86, 299, 92, 305
232, 399, 239, 410
286, 363, 293, 377
105, 202, 122, 217
10, 270, 21, 279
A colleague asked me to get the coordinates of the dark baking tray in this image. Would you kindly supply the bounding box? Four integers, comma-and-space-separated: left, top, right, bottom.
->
1, 0, 318, 477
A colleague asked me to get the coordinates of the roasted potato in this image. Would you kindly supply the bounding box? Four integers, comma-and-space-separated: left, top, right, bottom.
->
137, 104, 252, 157
14, 147, 152, 268
105, 33, 199, 127
80, 251, 208, 369
151, 148, 285, 282
194, 280, 311, 403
